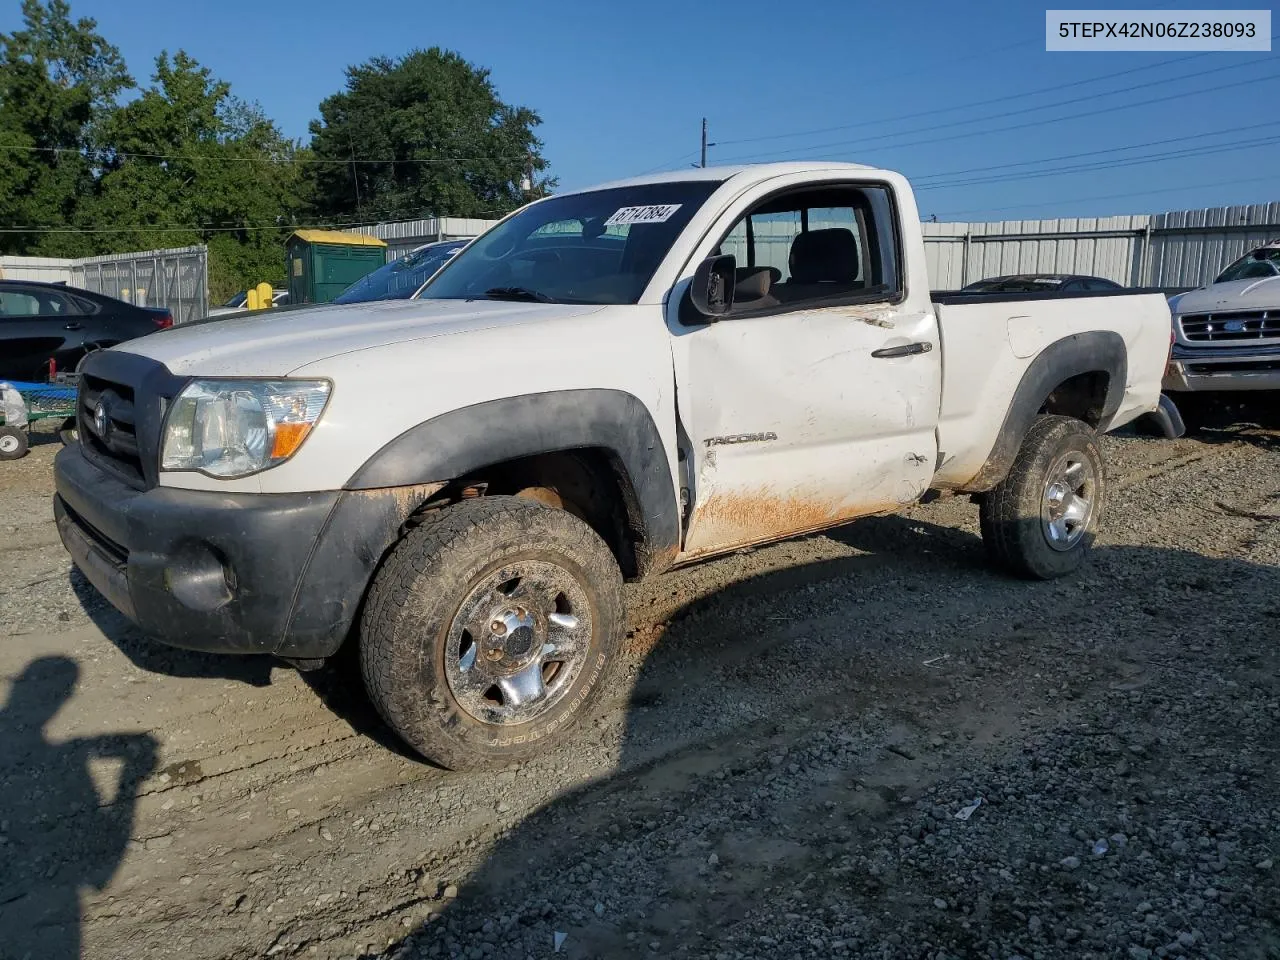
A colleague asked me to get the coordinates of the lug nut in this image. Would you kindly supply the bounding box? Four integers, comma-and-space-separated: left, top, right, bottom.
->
486, 648, 504, 662
491, 620, 507, 635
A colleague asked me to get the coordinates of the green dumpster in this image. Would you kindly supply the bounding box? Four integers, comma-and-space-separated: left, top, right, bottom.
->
286, 230, 388, 305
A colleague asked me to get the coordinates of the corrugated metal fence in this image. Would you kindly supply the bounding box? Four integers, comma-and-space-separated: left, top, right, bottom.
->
354, 217, 496, 261
0, 245, 209, 324
3, 200, 1277, 318
72, 246, 208, 325
354, 201, 1280, 290
923, 201, 1280, 290
0, 255, 74, 284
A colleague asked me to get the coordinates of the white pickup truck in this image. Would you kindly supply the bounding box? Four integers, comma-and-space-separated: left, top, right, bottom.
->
54, 162, 1177, 768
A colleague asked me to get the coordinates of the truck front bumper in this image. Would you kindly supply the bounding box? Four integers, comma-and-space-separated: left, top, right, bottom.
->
54, 444, 436, 659
1163, 344, 1280, 393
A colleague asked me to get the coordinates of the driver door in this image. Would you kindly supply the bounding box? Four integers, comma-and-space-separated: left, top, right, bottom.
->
669, 181, 941, 557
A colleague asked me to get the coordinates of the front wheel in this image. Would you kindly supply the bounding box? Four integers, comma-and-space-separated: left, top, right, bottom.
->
359, 496, 624, 769
979, 415, 1105, 579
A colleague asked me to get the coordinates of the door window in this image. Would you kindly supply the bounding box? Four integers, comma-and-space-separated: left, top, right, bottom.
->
713, 185, 901, 314
0, 289, 72, 317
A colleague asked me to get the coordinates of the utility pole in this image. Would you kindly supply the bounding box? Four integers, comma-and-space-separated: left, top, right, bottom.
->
700, 118, 707, 168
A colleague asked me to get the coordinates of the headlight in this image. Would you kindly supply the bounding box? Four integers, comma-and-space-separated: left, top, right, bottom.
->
161, 379, 330, 478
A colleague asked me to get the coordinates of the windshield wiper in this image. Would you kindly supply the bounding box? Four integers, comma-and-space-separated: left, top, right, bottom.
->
483, 286, 556, 303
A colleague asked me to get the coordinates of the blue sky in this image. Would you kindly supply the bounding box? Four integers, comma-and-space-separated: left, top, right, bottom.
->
5, 0, 1278, 222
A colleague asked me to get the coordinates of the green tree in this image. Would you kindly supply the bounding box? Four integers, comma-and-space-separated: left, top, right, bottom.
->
81, 51, 307, 300
0, 0, 131, 255
307, 48, 551, 223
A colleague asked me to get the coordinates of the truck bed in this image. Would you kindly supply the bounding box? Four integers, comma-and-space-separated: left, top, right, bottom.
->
930, 290, 1172, 490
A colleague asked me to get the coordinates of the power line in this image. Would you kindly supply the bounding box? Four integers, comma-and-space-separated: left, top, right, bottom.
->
932, 173, 1280, 219
712, 50, 1212, 150
0, 219, 376, 235
915, 135, 1280, 192
714, 67, 1280, 165
708, 0, 1241, 153
631, 150, 700, 177
909, 119, 1280, 183
0, 145, 530, 166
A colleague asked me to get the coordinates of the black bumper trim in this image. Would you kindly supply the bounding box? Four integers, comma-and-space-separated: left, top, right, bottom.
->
55, 443, 445, 659
55, 497, 136, 622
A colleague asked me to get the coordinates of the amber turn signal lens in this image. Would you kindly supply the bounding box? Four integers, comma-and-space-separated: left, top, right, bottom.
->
271, 420, 315, 460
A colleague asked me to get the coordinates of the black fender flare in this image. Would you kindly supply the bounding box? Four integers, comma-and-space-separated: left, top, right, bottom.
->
345, 388, 680, 569
964, 331, 1127, 492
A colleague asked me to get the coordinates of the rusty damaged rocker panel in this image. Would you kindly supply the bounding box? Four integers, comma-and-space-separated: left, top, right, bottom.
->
53, 442, 435, 659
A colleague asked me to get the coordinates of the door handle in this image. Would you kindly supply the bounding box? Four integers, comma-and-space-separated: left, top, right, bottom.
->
871, 341, 933, 359
63, 322, 83, 331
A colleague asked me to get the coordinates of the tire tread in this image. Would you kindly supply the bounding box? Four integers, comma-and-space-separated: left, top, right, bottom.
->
979, 415, 1105, 580
359, 496, 623, 769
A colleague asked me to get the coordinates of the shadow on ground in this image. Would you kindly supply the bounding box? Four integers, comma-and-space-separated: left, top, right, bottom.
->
378, 513, 1280, 959
299, 641, 425, 762
0, 657, 158, 960
1174, 393, 1280, 451
70, 568, 277, 687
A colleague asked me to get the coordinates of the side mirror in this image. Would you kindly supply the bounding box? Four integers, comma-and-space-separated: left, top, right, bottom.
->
688, 254, 736, 321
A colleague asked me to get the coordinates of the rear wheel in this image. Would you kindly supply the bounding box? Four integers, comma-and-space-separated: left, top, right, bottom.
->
359, 496, 624, 769
979, 415, 1105, 579
0, 426, 28, 461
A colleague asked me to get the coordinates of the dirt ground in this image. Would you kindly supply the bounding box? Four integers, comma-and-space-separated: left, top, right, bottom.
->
2, 401, 1278, 960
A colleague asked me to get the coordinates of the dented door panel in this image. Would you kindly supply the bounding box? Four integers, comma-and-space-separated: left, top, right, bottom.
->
671, 304, 941, 556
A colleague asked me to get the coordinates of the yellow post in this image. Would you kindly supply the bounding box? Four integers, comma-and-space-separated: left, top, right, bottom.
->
256, 281, 273, 309
246, 288, 260, 310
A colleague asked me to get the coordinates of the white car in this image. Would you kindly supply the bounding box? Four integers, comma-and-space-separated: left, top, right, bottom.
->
1164, 241, 1280, 393
54, 161, 1175, 768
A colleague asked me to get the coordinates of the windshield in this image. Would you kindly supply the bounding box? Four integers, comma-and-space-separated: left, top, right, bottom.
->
417, 181, 722, 305
333, 241, 468, 304
1215, 247, 1280, 283
221, 292, 247, 308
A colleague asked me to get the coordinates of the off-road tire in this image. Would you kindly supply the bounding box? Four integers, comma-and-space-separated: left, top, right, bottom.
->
0, 426, 29, 461
359, 495, 625, 769
980, 415, 1105, 580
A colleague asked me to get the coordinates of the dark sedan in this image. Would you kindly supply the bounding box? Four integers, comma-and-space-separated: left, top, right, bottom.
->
0, 280, 172, 381
961, 273, 1124, 294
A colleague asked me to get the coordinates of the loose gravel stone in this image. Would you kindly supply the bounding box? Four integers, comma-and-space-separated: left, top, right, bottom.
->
4, 419, 1280, 960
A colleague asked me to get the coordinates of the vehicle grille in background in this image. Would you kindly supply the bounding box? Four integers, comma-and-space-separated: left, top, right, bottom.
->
79, 374, 145, 487
1179, 310, 1280, 342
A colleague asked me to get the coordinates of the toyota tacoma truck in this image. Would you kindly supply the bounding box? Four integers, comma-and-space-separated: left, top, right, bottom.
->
54, 162, 1177, 769
1164, 240, 1280, 394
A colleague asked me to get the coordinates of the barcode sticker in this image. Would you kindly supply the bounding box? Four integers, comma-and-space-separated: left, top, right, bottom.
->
604, 204, 682, 226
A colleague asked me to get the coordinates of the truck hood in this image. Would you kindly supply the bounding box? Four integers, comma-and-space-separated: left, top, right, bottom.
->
115, 298, 604, 377
1172, 276, 1280, 315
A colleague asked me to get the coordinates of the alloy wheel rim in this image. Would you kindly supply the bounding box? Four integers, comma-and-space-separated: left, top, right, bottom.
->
443, 559, 592, 725
1041, 452, 1096, 551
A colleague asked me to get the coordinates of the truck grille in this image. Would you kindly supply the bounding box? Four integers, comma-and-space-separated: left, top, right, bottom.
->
1179, 309, 1280, 343
78, 373, 145, 487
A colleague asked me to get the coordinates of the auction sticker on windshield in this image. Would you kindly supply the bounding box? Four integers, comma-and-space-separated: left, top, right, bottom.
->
604, 204, 683, 226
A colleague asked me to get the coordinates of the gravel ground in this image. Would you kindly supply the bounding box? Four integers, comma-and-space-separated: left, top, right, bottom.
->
1, 406, 1278, 960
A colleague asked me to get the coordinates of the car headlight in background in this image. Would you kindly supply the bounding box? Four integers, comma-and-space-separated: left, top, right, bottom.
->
161, 379, 330, 478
